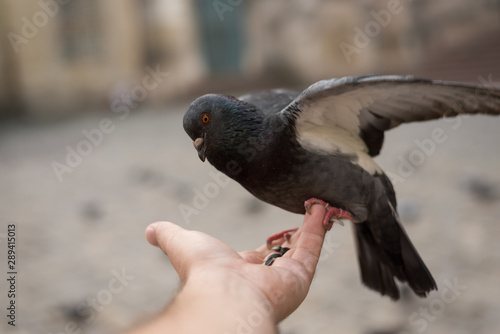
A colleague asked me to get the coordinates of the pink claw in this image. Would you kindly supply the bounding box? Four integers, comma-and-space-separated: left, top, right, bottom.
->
304, 198, 359, 231
266, 228, 299, 249
265, 199, 358, 249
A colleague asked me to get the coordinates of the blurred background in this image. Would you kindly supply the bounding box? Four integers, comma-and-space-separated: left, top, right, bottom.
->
1, 0, 500, 333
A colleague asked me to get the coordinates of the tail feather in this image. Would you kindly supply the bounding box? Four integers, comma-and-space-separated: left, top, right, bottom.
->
353, 222, 437, 300
399, 225, 437, 296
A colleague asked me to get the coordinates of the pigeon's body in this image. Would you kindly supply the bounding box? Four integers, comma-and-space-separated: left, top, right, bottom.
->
232, 130, 372, 220
183, 75, 500, 300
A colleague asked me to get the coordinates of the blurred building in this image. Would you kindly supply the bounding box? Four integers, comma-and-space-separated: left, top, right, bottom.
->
0, 0, 499, 119
0, 0, 203, 119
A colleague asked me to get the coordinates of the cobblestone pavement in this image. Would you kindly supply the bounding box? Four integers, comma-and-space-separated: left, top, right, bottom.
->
1, 102, 499, 334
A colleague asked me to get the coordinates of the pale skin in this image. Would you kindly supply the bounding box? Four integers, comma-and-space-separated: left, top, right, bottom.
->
128, 204, 328, 334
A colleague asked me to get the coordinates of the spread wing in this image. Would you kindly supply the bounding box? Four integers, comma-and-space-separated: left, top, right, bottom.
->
240, 89, 300, 116
282, 75, 500, 158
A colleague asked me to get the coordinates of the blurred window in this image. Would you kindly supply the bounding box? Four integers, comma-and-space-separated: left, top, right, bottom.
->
59, 0, 101, 61
194, 0, 245, 76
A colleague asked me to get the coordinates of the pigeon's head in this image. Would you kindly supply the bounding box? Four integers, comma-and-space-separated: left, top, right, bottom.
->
183, 94, 257, 163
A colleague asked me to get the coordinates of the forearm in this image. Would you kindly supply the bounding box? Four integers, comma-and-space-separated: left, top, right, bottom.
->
130, 272, 278, 334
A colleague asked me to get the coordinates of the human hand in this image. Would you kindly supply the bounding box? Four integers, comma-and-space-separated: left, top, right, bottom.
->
132, 204, 327, 333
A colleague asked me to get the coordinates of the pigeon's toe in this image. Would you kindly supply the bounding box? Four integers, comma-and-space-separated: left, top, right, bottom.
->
305, 197, 358, 231
304, 198, 328, 214
266, 228, 298, 249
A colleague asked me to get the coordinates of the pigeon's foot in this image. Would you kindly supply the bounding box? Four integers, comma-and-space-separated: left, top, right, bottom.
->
266, 228, 298, 249
265, 199, 358, 248
304, 198, 359, 231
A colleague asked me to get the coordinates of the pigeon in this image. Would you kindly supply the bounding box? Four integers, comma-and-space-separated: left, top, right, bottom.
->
182, 75, 500, 300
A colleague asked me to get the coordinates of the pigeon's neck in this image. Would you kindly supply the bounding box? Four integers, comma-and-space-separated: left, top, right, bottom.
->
208, 112, 296, 186
207, 108, 266, 171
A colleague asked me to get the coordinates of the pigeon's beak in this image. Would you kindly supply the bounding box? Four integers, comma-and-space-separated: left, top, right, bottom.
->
193, 136, 206, 162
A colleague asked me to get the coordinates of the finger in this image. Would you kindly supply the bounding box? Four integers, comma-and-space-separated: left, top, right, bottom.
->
146, 221, 185, 253
281, 204, 324, 247
239, 250, 266, 264
145, 221, 198, 279
239, 242, 274, 264
255, 244, 269, 254
147, 222, 244, 278
148, 221, 226, 258
145, 226, 159, 246
290, 204, 327, 277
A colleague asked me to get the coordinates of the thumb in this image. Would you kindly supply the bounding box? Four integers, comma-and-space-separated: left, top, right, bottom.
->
145, 221, 194, 280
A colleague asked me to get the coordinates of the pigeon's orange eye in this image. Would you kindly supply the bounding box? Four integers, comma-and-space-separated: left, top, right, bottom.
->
201, 114, 210, 124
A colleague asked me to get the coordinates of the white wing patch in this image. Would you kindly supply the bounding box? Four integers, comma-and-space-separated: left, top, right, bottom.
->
297, 126, 382, 175
357, 151, 382, 175
300, 95, 362, 131
295, 93, 382, 175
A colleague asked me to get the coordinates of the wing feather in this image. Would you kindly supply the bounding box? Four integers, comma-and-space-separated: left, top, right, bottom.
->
282, 75, 500, 157
239, 89, 300, 116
